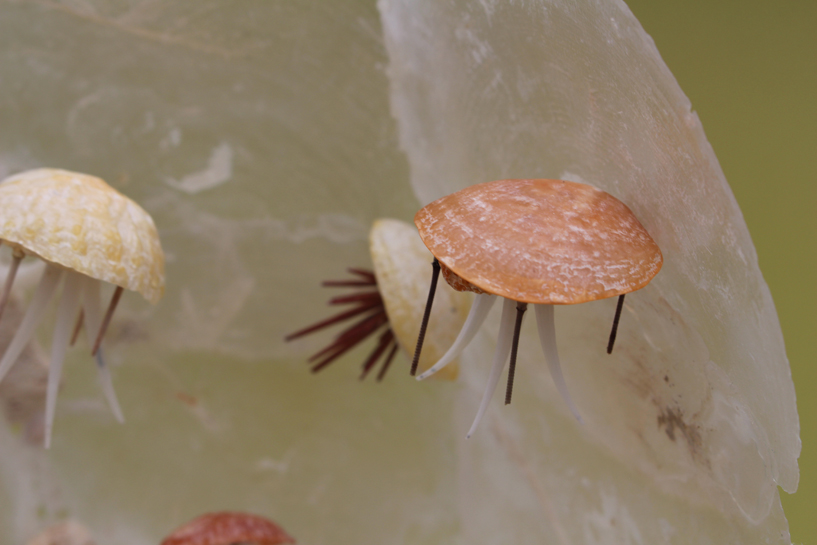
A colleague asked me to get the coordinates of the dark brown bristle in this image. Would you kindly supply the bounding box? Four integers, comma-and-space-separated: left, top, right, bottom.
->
376, 343, 400, 382
322, 279, 377, 287
360, 329, 395, 380
607, 294, 625, 354
70, 309, 85, 346
329, 291, 383, 305
286, 269, 401, 379
410, 259, 440, 376
92, 286, 123, 356
285, 300, 381, 341
505, 302, 527, 405
308, 310, 388, 363
348, 268, 377, 281
310, 311, 388, 373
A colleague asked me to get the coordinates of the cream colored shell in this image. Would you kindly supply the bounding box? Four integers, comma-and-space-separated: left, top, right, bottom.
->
415, 179, 663, 304
0, 168, 165, 304
369, 219, 470, 380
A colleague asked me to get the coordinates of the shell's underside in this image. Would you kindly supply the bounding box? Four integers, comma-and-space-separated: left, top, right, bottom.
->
0, 168, 165, 304
415, 179, 663, 304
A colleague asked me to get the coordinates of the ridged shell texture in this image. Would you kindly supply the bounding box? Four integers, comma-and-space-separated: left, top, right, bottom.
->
415, 179, 662, 304
0, 168, 165, 304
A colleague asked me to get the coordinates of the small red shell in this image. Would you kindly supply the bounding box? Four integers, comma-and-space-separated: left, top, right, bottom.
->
415, 179, 662, 304
160, 512, 295, 545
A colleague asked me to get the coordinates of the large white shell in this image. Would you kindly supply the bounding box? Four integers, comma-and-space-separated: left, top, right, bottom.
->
382, 0, 798, 541
369, 218, 470, 379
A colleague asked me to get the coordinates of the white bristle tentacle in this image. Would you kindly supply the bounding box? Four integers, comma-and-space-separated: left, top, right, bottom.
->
0, 264, 63, 385
44, 270, 84, 448
94, 348, 124, 423
466, 297, 516, 439
82, 277, 125, 423
534, 304, 583, 423
417, 293, 496, 381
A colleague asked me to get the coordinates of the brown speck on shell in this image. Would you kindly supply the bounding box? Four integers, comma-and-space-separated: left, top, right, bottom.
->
414, 179, 662, 304
160, 512, 295, 545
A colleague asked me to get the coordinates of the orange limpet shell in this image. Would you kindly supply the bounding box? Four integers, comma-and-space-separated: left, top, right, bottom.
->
160, 512, 296, 545
414, 179, 663, 305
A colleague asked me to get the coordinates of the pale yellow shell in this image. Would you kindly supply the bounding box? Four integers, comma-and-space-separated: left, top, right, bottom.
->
369, 219, 470, 380
0, 168, 165, 304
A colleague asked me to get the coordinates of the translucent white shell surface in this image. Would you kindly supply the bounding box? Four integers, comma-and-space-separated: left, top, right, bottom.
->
369, 218, 470, 379
383, 0, 798, 542
0, 169, 164, 304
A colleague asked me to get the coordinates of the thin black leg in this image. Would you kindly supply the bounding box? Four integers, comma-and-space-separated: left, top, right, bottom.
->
607, 294, 625, 354
505, 302, 528, 405
410, 259, 441, 376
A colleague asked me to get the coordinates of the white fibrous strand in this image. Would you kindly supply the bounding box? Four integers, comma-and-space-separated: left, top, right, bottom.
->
417, 293, 496, 380
0, 264, 126, 448
0, 265, 63, 384
80, 275, 125, 423
45, 270, 84, 448
534, 303, 582, 423
466, 297, 517, 438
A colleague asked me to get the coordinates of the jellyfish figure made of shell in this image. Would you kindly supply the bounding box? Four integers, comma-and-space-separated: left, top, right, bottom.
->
0, 168, 165, 447
412, 179, 662, 437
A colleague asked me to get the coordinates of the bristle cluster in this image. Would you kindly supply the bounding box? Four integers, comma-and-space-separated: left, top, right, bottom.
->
285, 268, 399, 381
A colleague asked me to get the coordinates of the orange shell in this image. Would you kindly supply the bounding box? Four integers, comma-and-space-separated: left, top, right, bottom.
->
0, 168, 165, 304
160, 512, 295, 545
414, 179, 662, 304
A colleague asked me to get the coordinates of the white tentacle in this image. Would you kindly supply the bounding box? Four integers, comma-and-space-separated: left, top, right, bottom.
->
417, 293, 496, 380
82, 277, 125, 423
0, 265, 63, 385
466, 297, 516, 438
45, 270, 84, 448
534, 304, 582, 423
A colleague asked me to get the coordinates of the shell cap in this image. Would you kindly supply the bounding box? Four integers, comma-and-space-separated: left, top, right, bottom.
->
414, 179, 662, 304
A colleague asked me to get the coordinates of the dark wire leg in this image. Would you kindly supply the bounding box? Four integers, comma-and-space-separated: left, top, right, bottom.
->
70, 309, 85, 346
92, 286, 124, 356
410, 258, 440, 376
607, 294, 625, 354
505, 302, 527, 405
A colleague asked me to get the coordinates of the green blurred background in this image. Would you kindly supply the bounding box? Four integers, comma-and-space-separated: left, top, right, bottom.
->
624, 1, 816, 542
